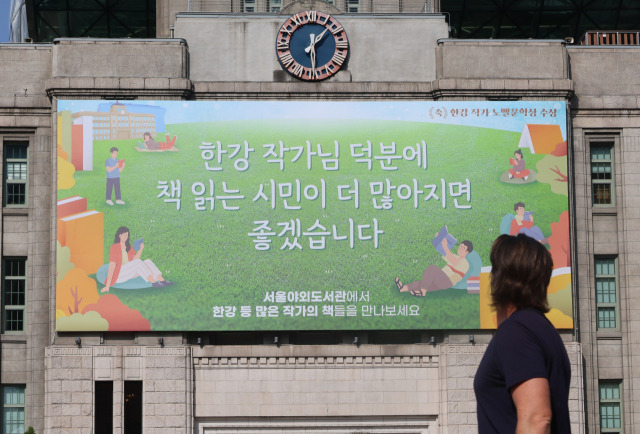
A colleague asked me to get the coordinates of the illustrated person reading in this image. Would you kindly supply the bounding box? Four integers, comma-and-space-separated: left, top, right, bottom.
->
510, 202, 548, 244
508, 149, 530, 180
395, 239, 473, 296
101, 226, 173, 293
142, 132, 177, 150
474, 234, 571, 433
105, 147, 125, 205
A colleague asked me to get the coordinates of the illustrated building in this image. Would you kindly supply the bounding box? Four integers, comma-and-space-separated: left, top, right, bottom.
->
70, 103, 157, 142
0, 0, 638, 432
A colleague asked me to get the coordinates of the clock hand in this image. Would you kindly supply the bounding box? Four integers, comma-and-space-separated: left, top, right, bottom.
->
305, 33, 316, 54
314, 28, 329, 44
310, 43, 317, 78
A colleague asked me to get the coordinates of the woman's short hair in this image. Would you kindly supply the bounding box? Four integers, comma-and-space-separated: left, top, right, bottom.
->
489, 234, 553, 313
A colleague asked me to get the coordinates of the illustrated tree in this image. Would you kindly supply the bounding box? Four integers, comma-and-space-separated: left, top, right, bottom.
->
82, 294, 151, 331
57, 155, 76, 190
56, 311, 109, 332
536, 154, 568, 196
56, 268, 100, 316
56, 241, 74, 283
548, 211, 570, 269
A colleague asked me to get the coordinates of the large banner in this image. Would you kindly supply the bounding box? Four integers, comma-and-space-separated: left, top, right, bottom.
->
56, 101, 572, 332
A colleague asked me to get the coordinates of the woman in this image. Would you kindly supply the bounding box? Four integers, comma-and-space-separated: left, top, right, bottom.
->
474, 234, 570, 433
508, 149, 530, 180
101, 226, 173, 293
143, 132, 176, 150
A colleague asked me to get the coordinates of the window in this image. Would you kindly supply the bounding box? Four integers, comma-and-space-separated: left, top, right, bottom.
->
347, 0, 360, 12
2, 386, 25, 434
268, 0, 282, 12
600, 381, 623, 433
242, 0, 255, 12
2, 258, 26, 332
595, 257, 618, 330
590, 142, 614, 205
124, 381, 142, 434
95, 381, 113, 434
3, 142, 28, 206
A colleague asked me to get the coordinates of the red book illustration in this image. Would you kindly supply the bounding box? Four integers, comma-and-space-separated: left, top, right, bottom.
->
57, 210, 104, 274
57, 196, 87, 219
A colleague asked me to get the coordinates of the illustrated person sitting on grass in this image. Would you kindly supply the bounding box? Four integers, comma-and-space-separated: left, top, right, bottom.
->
510, 202, 548, 244
508, 149, 530, 180
139, 131, 177, 151
395, 239, 474, 297
101, 226, 173, 293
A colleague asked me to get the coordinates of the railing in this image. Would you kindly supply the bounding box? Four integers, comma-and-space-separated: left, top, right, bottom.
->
188, 0, 434, 14
580, 30, 640, 46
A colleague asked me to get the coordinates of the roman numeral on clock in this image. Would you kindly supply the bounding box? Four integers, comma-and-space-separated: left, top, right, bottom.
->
331, 51, 346, 66
292, 63, 304, 77
280, 52, 294, 68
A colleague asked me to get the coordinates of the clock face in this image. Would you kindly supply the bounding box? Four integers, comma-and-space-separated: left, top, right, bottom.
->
276, 11, 349, 81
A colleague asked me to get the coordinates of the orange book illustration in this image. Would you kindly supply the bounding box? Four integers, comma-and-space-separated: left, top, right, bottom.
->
57, 196, 88, 242
71, 124, 84, 170
58, 210, 104, 274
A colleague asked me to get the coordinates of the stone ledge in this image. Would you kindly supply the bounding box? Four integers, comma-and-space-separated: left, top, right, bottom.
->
572, 95, 640, 110
438, 38, 566, 47
53, 38, 187, 47
431, 78, 574, 99
195, 416, 437, 432
192, 79, 575, 99
193, 343, 439, 358
46, 345, 190, 358
45, 77, 193, 99
193, 81, 435, 98
194, 355, 438, 368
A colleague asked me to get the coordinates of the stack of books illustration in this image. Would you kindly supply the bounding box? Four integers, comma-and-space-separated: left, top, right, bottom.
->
57, 196, 103, 274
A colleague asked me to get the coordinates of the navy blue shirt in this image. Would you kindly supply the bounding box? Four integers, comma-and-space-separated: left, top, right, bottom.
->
474, 308, 571, 433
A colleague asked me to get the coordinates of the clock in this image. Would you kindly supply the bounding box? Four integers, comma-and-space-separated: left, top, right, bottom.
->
276, 11, 349, 81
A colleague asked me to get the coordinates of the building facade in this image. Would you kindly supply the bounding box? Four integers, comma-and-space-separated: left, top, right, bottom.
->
70, 103, 157, 142
1, 1, 639, 433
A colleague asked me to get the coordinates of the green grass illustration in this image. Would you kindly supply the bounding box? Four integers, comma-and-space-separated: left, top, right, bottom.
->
58, 119, 568, 331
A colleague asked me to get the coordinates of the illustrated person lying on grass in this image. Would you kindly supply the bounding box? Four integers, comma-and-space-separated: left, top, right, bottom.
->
138, 132, 178, 151
396, 239, 474, 297
101, 226, 173, 293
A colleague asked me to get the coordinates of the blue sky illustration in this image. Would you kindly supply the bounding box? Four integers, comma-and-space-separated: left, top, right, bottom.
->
0, 0, 9, 43
58, 100, 568, 139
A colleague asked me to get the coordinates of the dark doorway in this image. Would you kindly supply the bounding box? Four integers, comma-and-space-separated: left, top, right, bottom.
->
124, 381, 143, 434
95, 381, 113, 434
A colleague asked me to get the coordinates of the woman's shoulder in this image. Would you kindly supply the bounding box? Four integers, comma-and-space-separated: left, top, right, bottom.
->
508, 310, 560, 343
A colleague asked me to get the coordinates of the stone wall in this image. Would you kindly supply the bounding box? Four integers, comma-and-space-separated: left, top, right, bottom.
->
44, 346, 192, 433
174, 14, 448, 82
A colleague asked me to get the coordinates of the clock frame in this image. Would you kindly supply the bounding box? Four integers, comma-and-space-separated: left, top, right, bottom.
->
276, 11, 349, 81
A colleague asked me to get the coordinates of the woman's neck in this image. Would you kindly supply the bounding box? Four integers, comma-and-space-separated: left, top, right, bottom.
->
497, 304, 517, 326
